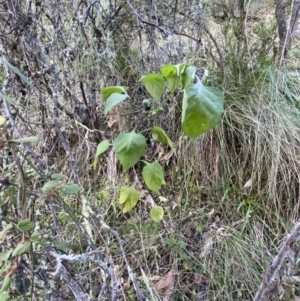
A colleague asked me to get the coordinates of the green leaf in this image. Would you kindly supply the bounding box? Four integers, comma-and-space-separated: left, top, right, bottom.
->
201, 69, 210, 85
0, 93, 23, 109
0, 291, 9, 301
12, 241, 31, 257
0, 260, 11, 276
0, 249, 13, 261
150, 206, 164, 222
93, 140, 111, 169
0, 291, 11, 301
119, 185, 140, 213
102, 86, 128, 100
182, 76, 224, 140
0, 196, 7, 208
30, 232, 40, 243
0, 275, 11, 293
114, 131, 147, 171
10, 186, 17, 206
142, 162, 166, 192
159, 196, 168, 202
51, 173, 67, 180
0, 224, 13, 242
54, 241, 71, 251
0, 185, 11, 207
141, 73, 165, 102
30, 232, 46, 247
104, 93, 128, 115
9, 136, 39, 144
59, 183, 81, 195
18, 219, 34, 232
160, 64, 180, 92
181, 65, 196, 89
151, 126, 173, 148
0, 57, 33, 88
95, 140, 111, 157
41, 180, 60, 192
160, 63, 188, 92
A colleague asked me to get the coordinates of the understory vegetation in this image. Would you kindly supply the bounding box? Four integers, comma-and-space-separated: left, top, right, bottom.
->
1, 1, 300, 300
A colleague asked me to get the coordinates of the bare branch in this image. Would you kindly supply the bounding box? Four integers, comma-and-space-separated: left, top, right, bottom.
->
254, 221, 300, 301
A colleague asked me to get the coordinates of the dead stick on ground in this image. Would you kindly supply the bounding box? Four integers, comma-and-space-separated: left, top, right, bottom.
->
253, 220, 300, 301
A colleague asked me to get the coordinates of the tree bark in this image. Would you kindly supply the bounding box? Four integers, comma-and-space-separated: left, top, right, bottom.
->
274, 0, 288, 56
274, 0, 300, 57
289, 0, 300, 40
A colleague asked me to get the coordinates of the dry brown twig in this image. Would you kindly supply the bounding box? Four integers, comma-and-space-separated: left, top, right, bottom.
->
254, 220, 300, 301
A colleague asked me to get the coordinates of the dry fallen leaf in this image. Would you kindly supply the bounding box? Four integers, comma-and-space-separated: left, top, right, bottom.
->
161, 148, 175, 163
243, 178, 252, 188
106, 114, 118, 129
145, 194, 156, 207
154, 269, 175, 300
207, 208, 215, 217
243, 178, 253, 193
155, 143, 165, 160
194, 273, 208, 285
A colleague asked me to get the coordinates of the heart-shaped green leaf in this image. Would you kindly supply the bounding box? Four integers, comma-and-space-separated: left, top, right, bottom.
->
160, 64, 182, 92
141, 73, 165, 102
59, 183, 81, 195
41, 180, 60, 192
142, 161, 166, 192
101, 86, 128, 100
51, 173, 67, 180
150, 206, 164, 222
151, 126, 173, 148
93, 139, 111, 169
182, 76, 224, 140
181, 65, 196, 89
104, 93, 128, 115
114, 131, 147, 171
119, 185, 140, 213
18, 219, 35, 232
160, 63, 191, 91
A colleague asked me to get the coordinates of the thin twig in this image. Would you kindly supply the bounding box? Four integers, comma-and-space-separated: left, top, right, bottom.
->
101, 220, 147, 301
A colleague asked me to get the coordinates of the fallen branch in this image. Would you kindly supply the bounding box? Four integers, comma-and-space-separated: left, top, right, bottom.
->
45, 244, 91, 301
253, 220, 300, 301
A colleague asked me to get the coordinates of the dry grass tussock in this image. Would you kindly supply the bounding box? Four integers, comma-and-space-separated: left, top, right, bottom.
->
161, 66, 300, 300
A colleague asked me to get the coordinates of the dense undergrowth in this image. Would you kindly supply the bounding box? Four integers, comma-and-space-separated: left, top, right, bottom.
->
1, 1, 300, 300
